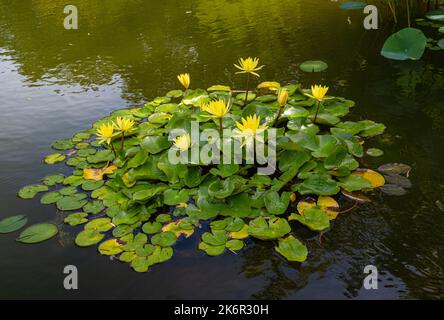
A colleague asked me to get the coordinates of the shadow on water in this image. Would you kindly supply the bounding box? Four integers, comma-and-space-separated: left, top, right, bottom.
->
0, 0, 443, 299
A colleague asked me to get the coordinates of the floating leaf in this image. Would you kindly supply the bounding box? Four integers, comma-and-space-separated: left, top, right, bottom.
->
317, 196, 339, 219
142, 221, 162, 234
52, 139, 74, 151
163, 189, 190, 206
296, 174, 340, 196
151, 231, 177, 247
98, 239, 123, 256
299, 60, 328, 72
42, 174, 65, 186
229, 224, 249, 239
264, 191, 291, 215
289, 208, 330, 231
202, 230, 228, 246
75, 229, 104, 247
366, 148, 384, 157
425, 9, 444, 21
0, 215, 27, 233
64, 212, 88, 226
339, 175, 373, 192
83, 201, 105, 214
199, 242, 225, 256
352, 169, 385, 188
18, 185, 48, 199
56, 195, 87, 211
377, 163, 411, 175
248, 216, 291, 240
44, 153, 66, 164
85, 218, 112, 232
40, 192, 61, 205
275, 235, 308, 262
226, 239, 244, 251
81, 180, 104, 191
17, 223, 58, 244
380, 184, 407, 196
381, 28, 427, 61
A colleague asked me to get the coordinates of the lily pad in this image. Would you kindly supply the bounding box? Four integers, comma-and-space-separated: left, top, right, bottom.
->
17, 223, 58, 244
142, 221, 163, 234
275, 235, 308, 262
64, 212, 88, 226
289, 208, 330, 231
52, 139, 74, 151
366, 148, 384, 157
381, 28, 427, 61
98, 239, 123, 256
42, 174, 65, 186
299, 60, 328, 73
0, 215, 28, 233
75, 229, 104, 247
248, 216, 291, 240
226, 239, 244, 251
44, 153, 66, 164
151, 231, 177, 247
40, 192, 62, 205
18, 184, 48, 199
199, 242, 226, 256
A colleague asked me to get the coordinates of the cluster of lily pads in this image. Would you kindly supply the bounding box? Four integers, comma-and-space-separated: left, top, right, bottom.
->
2, 58, 395, 272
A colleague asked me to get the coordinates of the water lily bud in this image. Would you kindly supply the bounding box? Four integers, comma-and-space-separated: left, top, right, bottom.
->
277, 89, 289, 107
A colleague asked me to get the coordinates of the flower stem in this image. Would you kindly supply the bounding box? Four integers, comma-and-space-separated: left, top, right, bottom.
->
313, 101, 321, 124
244, 74, 250, 106
219, 117, 223, 130
120, 132, 125, 152
274, 104, 285, 127
110, 142, 117, 158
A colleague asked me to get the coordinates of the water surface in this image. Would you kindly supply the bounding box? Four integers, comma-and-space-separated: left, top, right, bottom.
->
0, 0, 444, 299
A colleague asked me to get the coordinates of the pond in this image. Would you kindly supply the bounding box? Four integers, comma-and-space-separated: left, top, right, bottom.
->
0, 0, 444, 299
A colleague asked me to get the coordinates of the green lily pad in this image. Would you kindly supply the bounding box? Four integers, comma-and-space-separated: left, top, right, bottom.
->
199, 242, 226, 256
202, 230, 228, 246
75, 229, 104, 247
87, 150, 114, 164
264, 191, 291, 215
59, 186, 78, 195
56, 195, 85, 211
296, 174, 340, 196
381, 28, 427, 61
85, 218, 112, 232
52, 139, 74, 150
275, 235, 308, 262
151, 231, 177, 247
366, 148, 384, 157
339, 175, 373, 192
83, 201, 105, 214
248, 216, 291, 240
40, 192, 62, 205
17, 223, 58, 244
64, 212, 88, 226
0, 215, 28, 233
163, 189, 190, 205
18, 184, 48, 199
299, 60, 328, 72
142, 221, 162, 234
426, 9, 444, 21
81, 180, 104, 191
98, 239, 123, 256
42, 174, 65, 186
289, 208, 330, 231
44, 153, 66, 164
226, 239, 244, 251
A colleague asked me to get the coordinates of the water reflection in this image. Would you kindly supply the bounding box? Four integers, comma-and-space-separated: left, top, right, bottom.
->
0, 0, 444, 299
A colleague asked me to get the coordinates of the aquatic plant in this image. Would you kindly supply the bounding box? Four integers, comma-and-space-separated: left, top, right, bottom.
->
6, 60, 403, 272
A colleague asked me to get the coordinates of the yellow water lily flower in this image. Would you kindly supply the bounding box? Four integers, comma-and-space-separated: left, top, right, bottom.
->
234, 57, 264, 77
235, 114, 268, 137
277, 89, 289, 107
306, 85, 329, 101
113, 117, 135, 133
201, 99, 231, 117
96, 123, 114, 145
177, 73, 190, 89
174, 133, 191, 151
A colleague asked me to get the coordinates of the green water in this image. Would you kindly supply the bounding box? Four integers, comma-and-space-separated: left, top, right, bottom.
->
0, 0, 443, 299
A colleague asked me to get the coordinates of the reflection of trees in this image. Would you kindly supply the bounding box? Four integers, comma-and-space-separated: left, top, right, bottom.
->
0, 0, 365, 103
